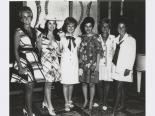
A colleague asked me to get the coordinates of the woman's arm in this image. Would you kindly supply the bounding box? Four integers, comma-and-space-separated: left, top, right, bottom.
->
56, 41, 62, 57
95, 54, 100, 72
14, 29, 25, 73
36, 31, 42, 54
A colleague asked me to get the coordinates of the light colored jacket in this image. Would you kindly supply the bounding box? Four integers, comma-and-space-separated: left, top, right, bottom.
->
115, 33, 136, 74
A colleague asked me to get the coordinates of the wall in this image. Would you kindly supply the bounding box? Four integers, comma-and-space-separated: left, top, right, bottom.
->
26, 1, 98, 36
99, 1, 145, 54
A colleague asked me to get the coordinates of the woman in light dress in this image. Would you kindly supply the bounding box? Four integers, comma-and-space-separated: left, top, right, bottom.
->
59, 17, 81, 111
96, 18, 115, 111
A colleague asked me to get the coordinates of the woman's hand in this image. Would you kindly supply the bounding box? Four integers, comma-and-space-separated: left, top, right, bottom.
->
95, 64, 99, 72
79, 68, 83, 76
56, 51, 61, 57
18, 66, 27, 75
58, 30, 65, 38
124, 69, 130, 76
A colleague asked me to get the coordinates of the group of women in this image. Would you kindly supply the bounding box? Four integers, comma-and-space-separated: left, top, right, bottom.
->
11, 6, 136, 116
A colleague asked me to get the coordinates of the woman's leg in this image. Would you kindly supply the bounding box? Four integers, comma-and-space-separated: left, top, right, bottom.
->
103, 81, 111, 106
44, 82, 54, 109
117, 84, 125, 110
25, 82, 35, 116
68, 84, 73, 102
82, 83, 88, 107
96, 81, 103, 103
63, 84, 69, 104
113, 81, 124, 113
89, 83, 95, 110
63, 84, 71, 111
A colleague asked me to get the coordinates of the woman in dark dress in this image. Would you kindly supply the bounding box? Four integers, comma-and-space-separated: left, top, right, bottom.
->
11, 6, 44, 116
79, 17, 103, 110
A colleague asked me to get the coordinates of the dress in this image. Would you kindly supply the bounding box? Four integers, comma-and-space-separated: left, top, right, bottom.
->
41, 34, 61, 82
11, 27, 45, 83
60, 34, 81, 84
79, 34, 104, 83
98, 34, 115, 81
112, 33, 136, 82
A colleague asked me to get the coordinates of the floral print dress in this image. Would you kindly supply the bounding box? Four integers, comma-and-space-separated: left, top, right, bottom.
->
41, 34, 61, 82
79, 34, 103, 83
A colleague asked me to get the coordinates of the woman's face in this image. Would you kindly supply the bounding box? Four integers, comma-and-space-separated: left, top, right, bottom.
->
118, 23, 126, 36
84, 23, 93, 34
66, 23, 75, 34
47, 20, 56, 31
101, 23, 110, 38
21, 11, 32, 25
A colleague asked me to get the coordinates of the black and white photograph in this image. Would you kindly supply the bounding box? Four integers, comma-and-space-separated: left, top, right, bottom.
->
9, 0, 146, 116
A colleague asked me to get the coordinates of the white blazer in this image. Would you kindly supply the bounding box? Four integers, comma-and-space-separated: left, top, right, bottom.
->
112, 33, 136, 82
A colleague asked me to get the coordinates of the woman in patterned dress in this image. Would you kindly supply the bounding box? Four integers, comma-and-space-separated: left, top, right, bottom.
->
11, 6, 44, 116
79, 17, 104, 110
59, 17, 81, 112
38, 19, 61, 116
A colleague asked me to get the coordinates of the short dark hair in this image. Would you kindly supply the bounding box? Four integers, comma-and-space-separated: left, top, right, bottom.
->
62, 17, 78, 33
117, 16, 128, 28
99, 18, 111, 28
19, 6, 33, 20
80, 17, 95, 34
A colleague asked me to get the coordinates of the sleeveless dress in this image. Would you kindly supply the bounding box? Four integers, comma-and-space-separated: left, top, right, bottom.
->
11, 27, 45, 83
60, 34, 81, 84
40, 34, 61, 82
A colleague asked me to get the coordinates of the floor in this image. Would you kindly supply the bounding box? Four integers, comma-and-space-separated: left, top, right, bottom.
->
10, 77, 145, 116
10, 95, 145, 116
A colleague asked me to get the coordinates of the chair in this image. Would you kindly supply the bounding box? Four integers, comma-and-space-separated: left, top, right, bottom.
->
136, 54, 145, 93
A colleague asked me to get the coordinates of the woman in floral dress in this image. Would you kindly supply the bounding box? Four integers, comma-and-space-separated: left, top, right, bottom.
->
79, 17, 103, 110
38, 19, 61, 116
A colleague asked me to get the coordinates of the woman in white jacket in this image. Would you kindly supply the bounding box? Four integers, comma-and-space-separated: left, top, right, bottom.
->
112, 18, 136, 114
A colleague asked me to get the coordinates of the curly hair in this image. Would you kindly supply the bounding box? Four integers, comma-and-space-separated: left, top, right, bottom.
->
62, 17, 78, 33
98, 18, 111, 34
80, 17, 95, 34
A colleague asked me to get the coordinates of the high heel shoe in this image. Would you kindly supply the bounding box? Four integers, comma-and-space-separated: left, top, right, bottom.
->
83, 101, 88, 109
47, 107, 56, 116
116, 105, 126, 112
65, 103, 70, 112
68, 100, 74, 108
42, 102, 48, 109
82, 103, 88, 109
23, 108, 35, 116
23, 108, 28, 116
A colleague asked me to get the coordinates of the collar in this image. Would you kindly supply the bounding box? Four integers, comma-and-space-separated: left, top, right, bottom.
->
66, 33, 74, 37
98, 34, 111, 44
116, 33, 128, 44
65, 33, 76, 39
